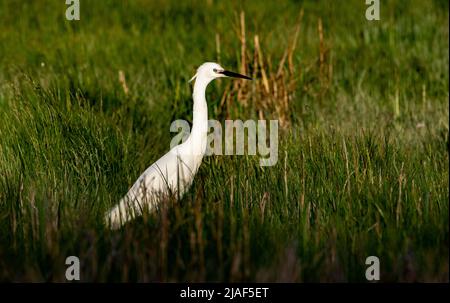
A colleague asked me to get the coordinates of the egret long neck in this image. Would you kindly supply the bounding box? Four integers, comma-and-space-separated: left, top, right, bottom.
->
189, 76, 209, 155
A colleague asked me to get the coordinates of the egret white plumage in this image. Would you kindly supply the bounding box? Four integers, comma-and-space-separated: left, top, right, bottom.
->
105, 62, 251, 229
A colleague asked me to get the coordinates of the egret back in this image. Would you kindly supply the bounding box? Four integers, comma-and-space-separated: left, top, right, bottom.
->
105, 144, 203, 229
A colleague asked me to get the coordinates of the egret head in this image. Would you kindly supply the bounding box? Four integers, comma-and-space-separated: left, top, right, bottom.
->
190, 62, 252, 83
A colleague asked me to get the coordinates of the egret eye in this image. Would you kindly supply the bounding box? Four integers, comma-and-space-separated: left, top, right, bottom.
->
213, 68, 218, 73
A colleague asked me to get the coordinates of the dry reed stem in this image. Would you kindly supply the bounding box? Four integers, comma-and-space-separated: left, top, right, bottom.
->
118, 70, 129, 96
254, 35, 270, 94
220, 9, 312, 129
318, 18, 325, 77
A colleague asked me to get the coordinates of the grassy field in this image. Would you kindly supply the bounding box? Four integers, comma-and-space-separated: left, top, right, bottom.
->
0, 0, 448, 282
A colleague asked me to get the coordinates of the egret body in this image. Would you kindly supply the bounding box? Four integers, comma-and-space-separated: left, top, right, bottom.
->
105, 62, 251, 229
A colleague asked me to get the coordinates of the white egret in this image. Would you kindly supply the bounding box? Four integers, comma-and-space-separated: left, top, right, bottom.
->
105, 62, 252, 229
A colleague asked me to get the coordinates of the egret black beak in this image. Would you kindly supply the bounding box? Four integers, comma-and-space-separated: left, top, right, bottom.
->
220, 70, 252, 80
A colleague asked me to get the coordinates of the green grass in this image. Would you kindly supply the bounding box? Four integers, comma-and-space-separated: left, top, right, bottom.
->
0, 0, 448, 282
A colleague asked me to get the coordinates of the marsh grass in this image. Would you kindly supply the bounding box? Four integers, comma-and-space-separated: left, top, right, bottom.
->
0, 0, 448, 282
